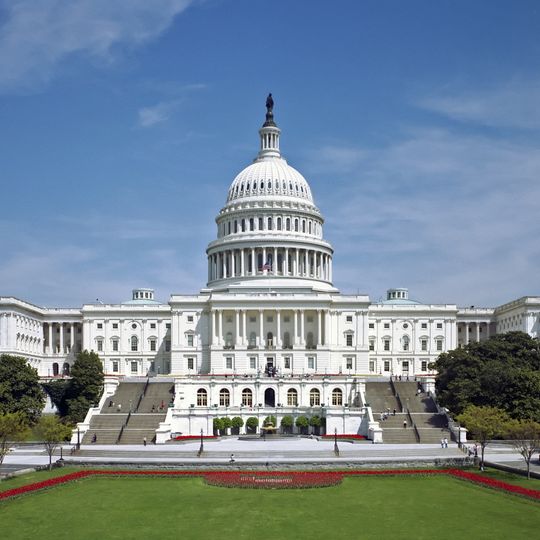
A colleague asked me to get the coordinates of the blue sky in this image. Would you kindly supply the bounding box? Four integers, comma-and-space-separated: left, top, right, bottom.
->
1, 0, 539, 307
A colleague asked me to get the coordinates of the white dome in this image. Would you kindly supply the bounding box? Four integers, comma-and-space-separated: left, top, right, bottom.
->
226, 158, 314, 204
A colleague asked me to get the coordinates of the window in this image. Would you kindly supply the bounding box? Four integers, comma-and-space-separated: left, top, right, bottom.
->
112, 323, 118, 330
150, 339, 156, 352
150, 323, 156, 329
187, 334, 194, 347
403, 323, 409, 329
226, 357, 233, 369
369, 323, 374, 329
436, 339, 443, 351
97, 323, 103, 329
130, 361, 138, 374
187, 315, 194, 322
284, 357, 291, 369
384, 323, 390, 329
436, 323, 443, 329
187, 357, 194, 370
346, 357, 353, 370
384, 360, 390, 371
197, 388, 207, 406
307, 357, 315, 369
310, 388, 320, 406
369, 339, 375, 351
332, 388, 343, 406
421, 339, 428, 351
287, 388, 298, 406
97, 339, 103, 352
346, 315, 353, 322
131, 336, 138, 352
249, 357, 257, 369
384, 339, 390, 351
346, 334, 353, 347
421, 323, 427, 329
166, 323, 171, 330
132, 323, 137, 330
112, 360, 119, 373
219, 388, 230, 406
369, 360, 375, 372
165, 340, 171, 352
112, 339, 119, 352
242, 388, 253, 407
402, 336, 410, 351
421, 361, 428, 371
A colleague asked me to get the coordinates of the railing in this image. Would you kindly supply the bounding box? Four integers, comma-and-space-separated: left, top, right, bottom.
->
406, 408, 420, 442
115, 411, 131, 444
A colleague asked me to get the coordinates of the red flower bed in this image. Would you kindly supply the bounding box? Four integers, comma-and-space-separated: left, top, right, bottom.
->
204, 471, 343, 489
321, 434, 366, 440
1, 468, 539, 500
174, 435, 218, 441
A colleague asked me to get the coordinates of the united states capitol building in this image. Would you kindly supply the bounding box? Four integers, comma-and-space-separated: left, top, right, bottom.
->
1, 98, 539, 441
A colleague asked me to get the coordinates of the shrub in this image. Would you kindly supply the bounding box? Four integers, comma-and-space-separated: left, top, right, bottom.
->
295, 415, 309, 434
246, 417, 259, 433
231, 416, 244, 434
281, 415, 293, 433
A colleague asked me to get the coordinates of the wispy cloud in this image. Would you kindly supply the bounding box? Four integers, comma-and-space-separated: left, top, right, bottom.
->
418, 79, 540, 130
0, 0, 194, 93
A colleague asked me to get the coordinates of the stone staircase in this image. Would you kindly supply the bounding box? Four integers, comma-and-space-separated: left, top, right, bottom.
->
366, 380, 451, 444
83, 379, 173, 445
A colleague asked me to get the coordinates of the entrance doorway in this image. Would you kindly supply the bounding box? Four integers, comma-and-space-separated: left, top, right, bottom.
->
264, 388, 275, 407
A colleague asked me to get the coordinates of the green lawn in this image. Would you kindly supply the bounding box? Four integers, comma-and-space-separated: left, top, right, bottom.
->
1, 473, 539, 540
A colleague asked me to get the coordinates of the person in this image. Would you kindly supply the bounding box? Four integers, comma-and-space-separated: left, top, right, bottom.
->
229, 453, 235, 463
392, 408, 396, 416
117, 403, 122, 412
108, 399, 113, 407
151, 403, 156, 413
143, 437, 147, 447
403, 420, 407, 429
444, 437, 448, 448
92, 433, 97, 443
440, 438, 445, 448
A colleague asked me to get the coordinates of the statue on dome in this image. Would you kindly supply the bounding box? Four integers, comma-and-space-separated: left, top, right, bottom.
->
266, 93, 274, 114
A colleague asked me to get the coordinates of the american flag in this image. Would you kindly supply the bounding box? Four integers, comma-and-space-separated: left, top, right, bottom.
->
262, 260, 272, 271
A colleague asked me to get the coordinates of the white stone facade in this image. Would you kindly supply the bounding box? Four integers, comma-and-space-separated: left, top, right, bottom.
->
1, 101, 539, 437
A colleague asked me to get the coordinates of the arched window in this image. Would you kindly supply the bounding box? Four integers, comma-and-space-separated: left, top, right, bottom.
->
308, 221, 312, 234
277, 217, 282, 230
268, 217, 273, 230
287, 388, 298, 406
242, 388, 253, 407
52, 362, 59, 376
219, 388, 230, 407
302, 220, 306, 233
294, 218, 299, 232
306, 332, 314, 349
249, 332, 257, 348
62, 362, 70, 376
266, 331, 273, 348
131, 336, 138, 352
225, 332, 234, 348
286, 217, 291, 231
197, 388, 208, 406
402, 335, 410, 351
283, 331, 291, 349
241, 219, 246, 232
310, 388, 320, 406
234, 220, 238, 233
332, 388, 343, 406
250, 217, 254, 231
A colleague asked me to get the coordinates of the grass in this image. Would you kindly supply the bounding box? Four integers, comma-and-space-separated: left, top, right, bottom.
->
0, 471, 539, 540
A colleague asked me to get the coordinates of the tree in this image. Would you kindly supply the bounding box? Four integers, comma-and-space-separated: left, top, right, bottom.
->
220, 417, 232, 435
295, 415, 309, 434
281, 415, 293, 434
263, 415, 277, 427
0, 412, 28, 465
213, 417, 223, 435
434, 332, 540, 421
246, 417, 259, 433
65, 351, 104, 423
0, 354, 45, 424
507, 419, 540, 479
231, 416, 244, 434
309, 415, 322, 435
41, 380, 70, 416
35, 415, 72, 470
457, 405, 512, 470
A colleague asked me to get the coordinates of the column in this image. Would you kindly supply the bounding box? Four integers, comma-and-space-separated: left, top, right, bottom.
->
70, 323, 75, 351
295, 249, 299, 277
300, 310, 305, 347
221, 253, 226, 279
259, 310, 264, 347
235, 310, 240, 346
277, 310, 281, 347
485, 322, 490, 339
262, 248, 266, 272
250, 249, 255, 275
304, 250, 308, 276
293, 309, 298, 346
317, 309, 322, 346
242, 310, 247, 346
284, 248, 289, 275
240, 249, 245, 276
231, 250, 236, 277
329, 258, 333, 282
48, 323, 53, 354
464, 324, 469, 345
59, 323, 64, 354
475, 322, 480, 343
211, 310, 216, 346
273, 247, 277, 274
218, 310, 223, 346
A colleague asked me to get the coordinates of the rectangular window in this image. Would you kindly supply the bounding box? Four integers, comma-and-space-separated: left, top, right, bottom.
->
369, 323, 374, 329
112, 323, 118, 330
165, 340, 171, 352
421, 361, 428, 371
249, 357, 257, 369
150, 323, 156, 329
384, 360, 390, 372
187, 357, 194, 370
307, 357, 315, 369
421, 323, 427, 329
436, 323, 443, 329
166, 323, 171, 330
346, 334, 353, 347
346, 315, 353, 322
97, 340, 103, 352
130, 361, 138, 374
369, 340, 375, 351
421, 339, 428, 351
226, 357, 233, 369
384, 323, 390, 329
112, 340, 119, 352
112, 360, 119, 373
187, 315, 194, 322
187, 334, 194, 347
369, 360, 375, 372
384, 339, 390, 351
97, 323, 103, 329
346, 357, 353, 370
284, 357, 291, 369
250, 316, 256, 323
436, 340, 443, 351
150, 339, 156, 352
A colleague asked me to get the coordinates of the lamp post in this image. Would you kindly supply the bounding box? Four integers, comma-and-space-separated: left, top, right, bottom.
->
334, 427, 339, 456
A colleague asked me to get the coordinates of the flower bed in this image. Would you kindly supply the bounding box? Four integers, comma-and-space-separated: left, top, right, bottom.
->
321, 434, 366, 440
174, 435, 218, 441
1, 468, 539, 500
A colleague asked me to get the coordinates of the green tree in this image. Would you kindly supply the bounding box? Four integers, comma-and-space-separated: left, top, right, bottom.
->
434, 332, 540, 420
231, 416, 244, 434
0, 354, 45, 424
309, 415, 322, 435
295, 415, 309, 434
35, 415, 72, 470
65, 351, 104, 423
507, 419, 540, 479
246, 417, 259, 433
0, 412, 29, 465
457, 405, 512, 470
263, 415, 277, 427
220, 417, 232, 435
213, 417, 223, 435
280, 415, 293, 434
41, 380, 70, 416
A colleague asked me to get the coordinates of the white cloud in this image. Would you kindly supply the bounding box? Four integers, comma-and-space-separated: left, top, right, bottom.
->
418, 79, 540, 130
0, 0, 194, 93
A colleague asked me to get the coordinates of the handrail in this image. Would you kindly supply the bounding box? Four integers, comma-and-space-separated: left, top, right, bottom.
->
395, 390, 404, 413
407, 408, 421, 443
116, 411, 131, 444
